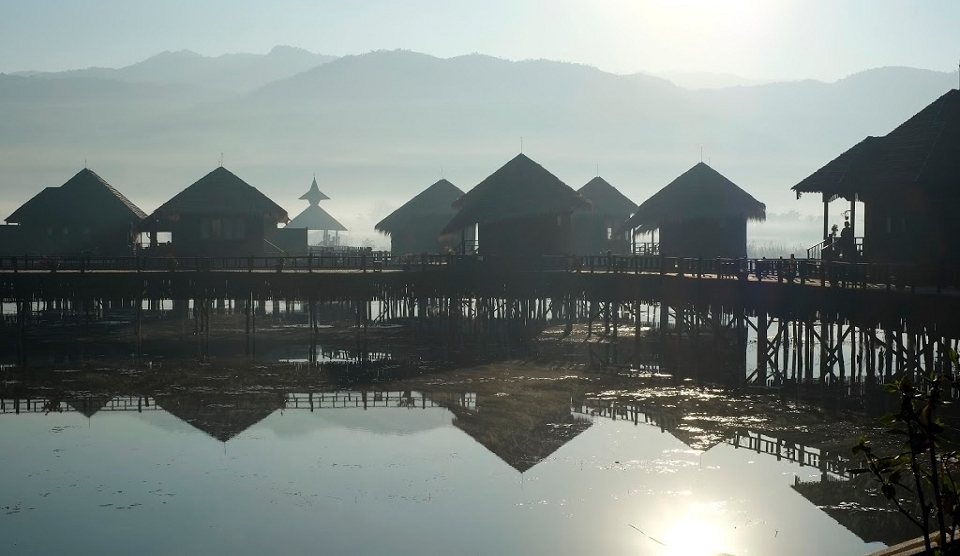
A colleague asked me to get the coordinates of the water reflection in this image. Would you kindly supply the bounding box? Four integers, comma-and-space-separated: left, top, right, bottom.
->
574, 396, 913, 552
0, 368, 895, 556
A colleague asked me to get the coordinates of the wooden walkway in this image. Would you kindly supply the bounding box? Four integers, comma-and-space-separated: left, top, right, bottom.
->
573, 400, 850, 478
0, 391, 478, 415
3, 254, 960, 339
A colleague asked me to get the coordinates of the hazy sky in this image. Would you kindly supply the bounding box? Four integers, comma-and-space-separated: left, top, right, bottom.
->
3, 0, 959, 80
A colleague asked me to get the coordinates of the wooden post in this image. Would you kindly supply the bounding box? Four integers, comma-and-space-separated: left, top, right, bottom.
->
850, 196, 857, 247
822, 195, 830, 241
757, 312, 768, 385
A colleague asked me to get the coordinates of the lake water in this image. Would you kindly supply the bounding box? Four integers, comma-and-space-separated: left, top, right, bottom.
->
0, 382, 891, 556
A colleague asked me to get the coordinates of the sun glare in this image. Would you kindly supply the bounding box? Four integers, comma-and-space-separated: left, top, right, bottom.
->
598, 0, 784, 75
658, 502, 735, 556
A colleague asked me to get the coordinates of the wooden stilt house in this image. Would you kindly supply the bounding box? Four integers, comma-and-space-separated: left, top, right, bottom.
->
286, 177, 347, 247
139, 166, 297, 257
793, 89, 960, 265
2, 168, 145, 256
571, 177, 636, 255
375, 179, 465, 255
619, 163, 765, 258
441, 154, 591, 257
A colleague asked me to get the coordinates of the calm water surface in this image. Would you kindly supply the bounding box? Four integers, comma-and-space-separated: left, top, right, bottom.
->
0, 390, 885, 556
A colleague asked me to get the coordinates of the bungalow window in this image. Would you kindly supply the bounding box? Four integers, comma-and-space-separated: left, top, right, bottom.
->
607, 227, 613, 240
200, 217, 245, 241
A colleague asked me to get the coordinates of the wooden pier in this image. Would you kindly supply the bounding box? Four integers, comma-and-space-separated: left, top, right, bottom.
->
3, 254, 959, 384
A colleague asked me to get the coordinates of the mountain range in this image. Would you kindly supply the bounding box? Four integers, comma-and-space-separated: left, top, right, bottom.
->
1, 48, 957, 246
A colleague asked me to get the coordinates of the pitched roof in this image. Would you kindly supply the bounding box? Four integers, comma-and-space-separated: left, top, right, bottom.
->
6, 168, 146, 225
147, 167, 288, 222
375, 179, 464, 235
441, 154, 591, 234
792, 474, 920, 546
577, 176, 636, 216
620, 162, 766, 234
299, 176, 330, 205
792, 89, 960, 199
443, 395, 592, 473
155, 393, 285, 443
66, 396, 114, 418
286, 204, 347, 231
792, 137, 881, 200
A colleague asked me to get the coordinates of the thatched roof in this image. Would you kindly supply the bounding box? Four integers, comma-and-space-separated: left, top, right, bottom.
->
6, 168, 146, 226
793, 89, 960, 200
447, 403, 592, 473
155, 393, 285, 443
577, 177, 636, 216
66, 396, 113, 418
619, 162, 766, 234
375, 179, 463, 235
792, 137, 881, 201
441, 154, 591, 234
286, 204, 347, 231
145, 167, 288, 223
299, 177, 330, 205
792, 474, 922, 546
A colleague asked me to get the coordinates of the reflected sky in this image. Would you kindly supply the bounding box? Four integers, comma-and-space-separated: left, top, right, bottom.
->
0, 400, 884, 556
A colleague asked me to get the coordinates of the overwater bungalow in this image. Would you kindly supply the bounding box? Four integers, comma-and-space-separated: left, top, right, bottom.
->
441, 154, 591, 257
375, 178, 465, 255
138, 166, 304, 257
285, 176, 347, 248
1, 168, 145, 256
571, 176, 636, 255
619, 162, 766, 259
793, 89, 960, 265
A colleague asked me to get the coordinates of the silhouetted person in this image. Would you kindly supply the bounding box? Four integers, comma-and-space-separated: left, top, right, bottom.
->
786, 254, 798, 282
840, 220, 855, 260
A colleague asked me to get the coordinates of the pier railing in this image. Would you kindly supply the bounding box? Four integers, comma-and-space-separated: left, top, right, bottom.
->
1, 253, 958, 292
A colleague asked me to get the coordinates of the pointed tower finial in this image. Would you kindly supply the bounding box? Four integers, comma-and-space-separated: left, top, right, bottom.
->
300, 175, 330, 206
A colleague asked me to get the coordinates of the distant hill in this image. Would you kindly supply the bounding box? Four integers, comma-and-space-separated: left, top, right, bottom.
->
12, 46, 337, 92
1, 49, 956, 245
656, 71, 768, 90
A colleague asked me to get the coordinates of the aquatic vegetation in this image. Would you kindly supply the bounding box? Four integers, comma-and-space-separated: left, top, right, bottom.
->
852, 349, 960, 554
